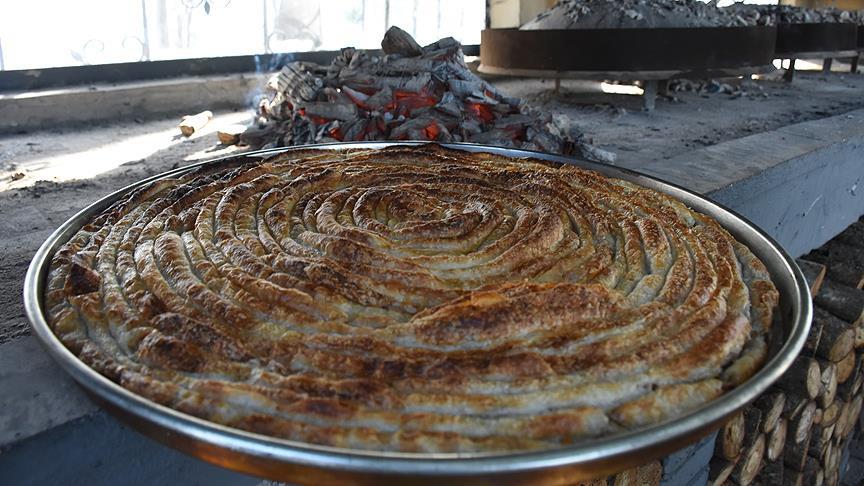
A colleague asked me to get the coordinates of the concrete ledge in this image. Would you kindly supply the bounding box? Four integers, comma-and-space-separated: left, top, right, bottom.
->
0, 336, 96, 446
632, 108, 864, 257
0, 74, 264, 134
0, 411, 260, 485
660, 432, 716, 485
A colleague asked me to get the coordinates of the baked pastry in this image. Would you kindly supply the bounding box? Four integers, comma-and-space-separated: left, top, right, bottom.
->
46, 144, 778, 453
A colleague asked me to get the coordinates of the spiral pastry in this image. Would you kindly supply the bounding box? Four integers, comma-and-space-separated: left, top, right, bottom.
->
46, 145, 778, 453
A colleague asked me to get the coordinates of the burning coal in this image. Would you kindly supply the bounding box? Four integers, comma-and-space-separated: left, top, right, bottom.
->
238, 26, 603, 159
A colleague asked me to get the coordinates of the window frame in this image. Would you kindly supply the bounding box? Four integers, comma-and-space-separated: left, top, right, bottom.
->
0, 45, 480, 93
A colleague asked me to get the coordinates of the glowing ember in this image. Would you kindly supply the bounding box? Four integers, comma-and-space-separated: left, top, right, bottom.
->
465, 102, 496, 124
424, 122, 441, 141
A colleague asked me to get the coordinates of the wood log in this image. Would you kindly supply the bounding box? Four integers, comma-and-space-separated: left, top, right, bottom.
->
818, 361, 838, 408
833, 219, 864, 249
730, 433, 765, 486
178, 110, 213, 137
837, 375, 856, 404
847, 393, 863, 436
810, 308, 856, 362
381, 26, 423, 57
821, 442, 839, 484
576, 480, 607, 486
776, 357, 822, 400
766, 417, 787, 462
852, 357, 863, 395
216, 124, 247, 145
365, 56, 438, 76
743, 407, 763, 440
836, 352, 856, 384
799, 456, 824, 486
796, 258, 827, 295
708, 457, 737, 486
237, 121, 277, 148
814, 279, 864, 326
808, 423, 835, 460
784, 397, 807, 418
856, 320, 864, 350
636, 461, 662, 486
612, 461, 661, 486
715, 411, 746, 460
271, 64, 321, 104
820, 400, 841, 428
832, 400, 850, 441
813, 407, 823, 426
835, 394, 862, 440
611, 469, 635, 486
803, 318, 825, 362
301, 102, 358, 121
788, 400, 817, 445
752, 391, 786, 434
783, 430, 812, 471
756, 457, 784, 485
806, 241, 864, 289
823, 469, 838, 486
782, 467, 803, 486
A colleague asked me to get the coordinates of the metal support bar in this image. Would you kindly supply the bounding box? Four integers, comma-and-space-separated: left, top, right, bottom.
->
643, 80, 658, 112
822, 58, 833, 73
783, 58, 797, 83
658, 79, 670, 98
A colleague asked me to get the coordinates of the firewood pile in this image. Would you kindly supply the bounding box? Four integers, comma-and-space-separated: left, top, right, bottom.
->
233, 26, 605, 160
723, 4, 859, 26
707, 218, 864, 486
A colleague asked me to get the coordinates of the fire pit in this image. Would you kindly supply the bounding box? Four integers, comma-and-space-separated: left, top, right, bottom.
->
479, 0, 776, 111
479, 26, 776, 76
725, 4, 861, 80
774, 23, 858, 58
237, 27, 606, 160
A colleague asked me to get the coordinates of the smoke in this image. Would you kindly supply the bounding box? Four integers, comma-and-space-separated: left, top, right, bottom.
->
255, 52, 295, 74
245, 52, 296, 109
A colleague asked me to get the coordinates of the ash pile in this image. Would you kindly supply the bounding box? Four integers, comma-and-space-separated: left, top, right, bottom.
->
521, 0, 762, 30
723, 4, 859, 25
773, 5, 858, 24
667, 78, 768, 100
242, 27, 603, 159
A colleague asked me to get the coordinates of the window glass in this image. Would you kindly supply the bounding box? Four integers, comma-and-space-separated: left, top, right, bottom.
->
0, 0, 486, 71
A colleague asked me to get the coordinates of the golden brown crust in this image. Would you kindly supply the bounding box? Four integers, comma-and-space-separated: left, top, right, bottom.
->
45, 144, 778, 453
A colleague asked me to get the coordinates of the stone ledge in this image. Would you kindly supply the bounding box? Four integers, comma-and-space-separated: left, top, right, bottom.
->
631, 108, 864, 256
0, 410, 261, 485
0, 73, 264, 135
0, 335, 96, 447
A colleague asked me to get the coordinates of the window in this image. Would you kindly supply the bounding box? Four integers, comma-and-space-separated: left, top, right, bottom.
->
0, 0, 486, 71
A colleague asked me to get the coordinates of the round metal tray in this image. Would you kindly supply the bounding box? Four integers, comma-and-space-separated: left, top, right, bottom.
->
479, 26, 777, 79
775, 23, 859, 57
24, 142, 811, 484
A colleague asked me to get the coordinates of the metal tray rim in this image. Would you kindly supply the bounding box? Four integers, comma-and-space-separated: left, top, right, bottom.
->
24, 141, 811, 479
483, 26, 778, 33
479, 26, 778, 76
